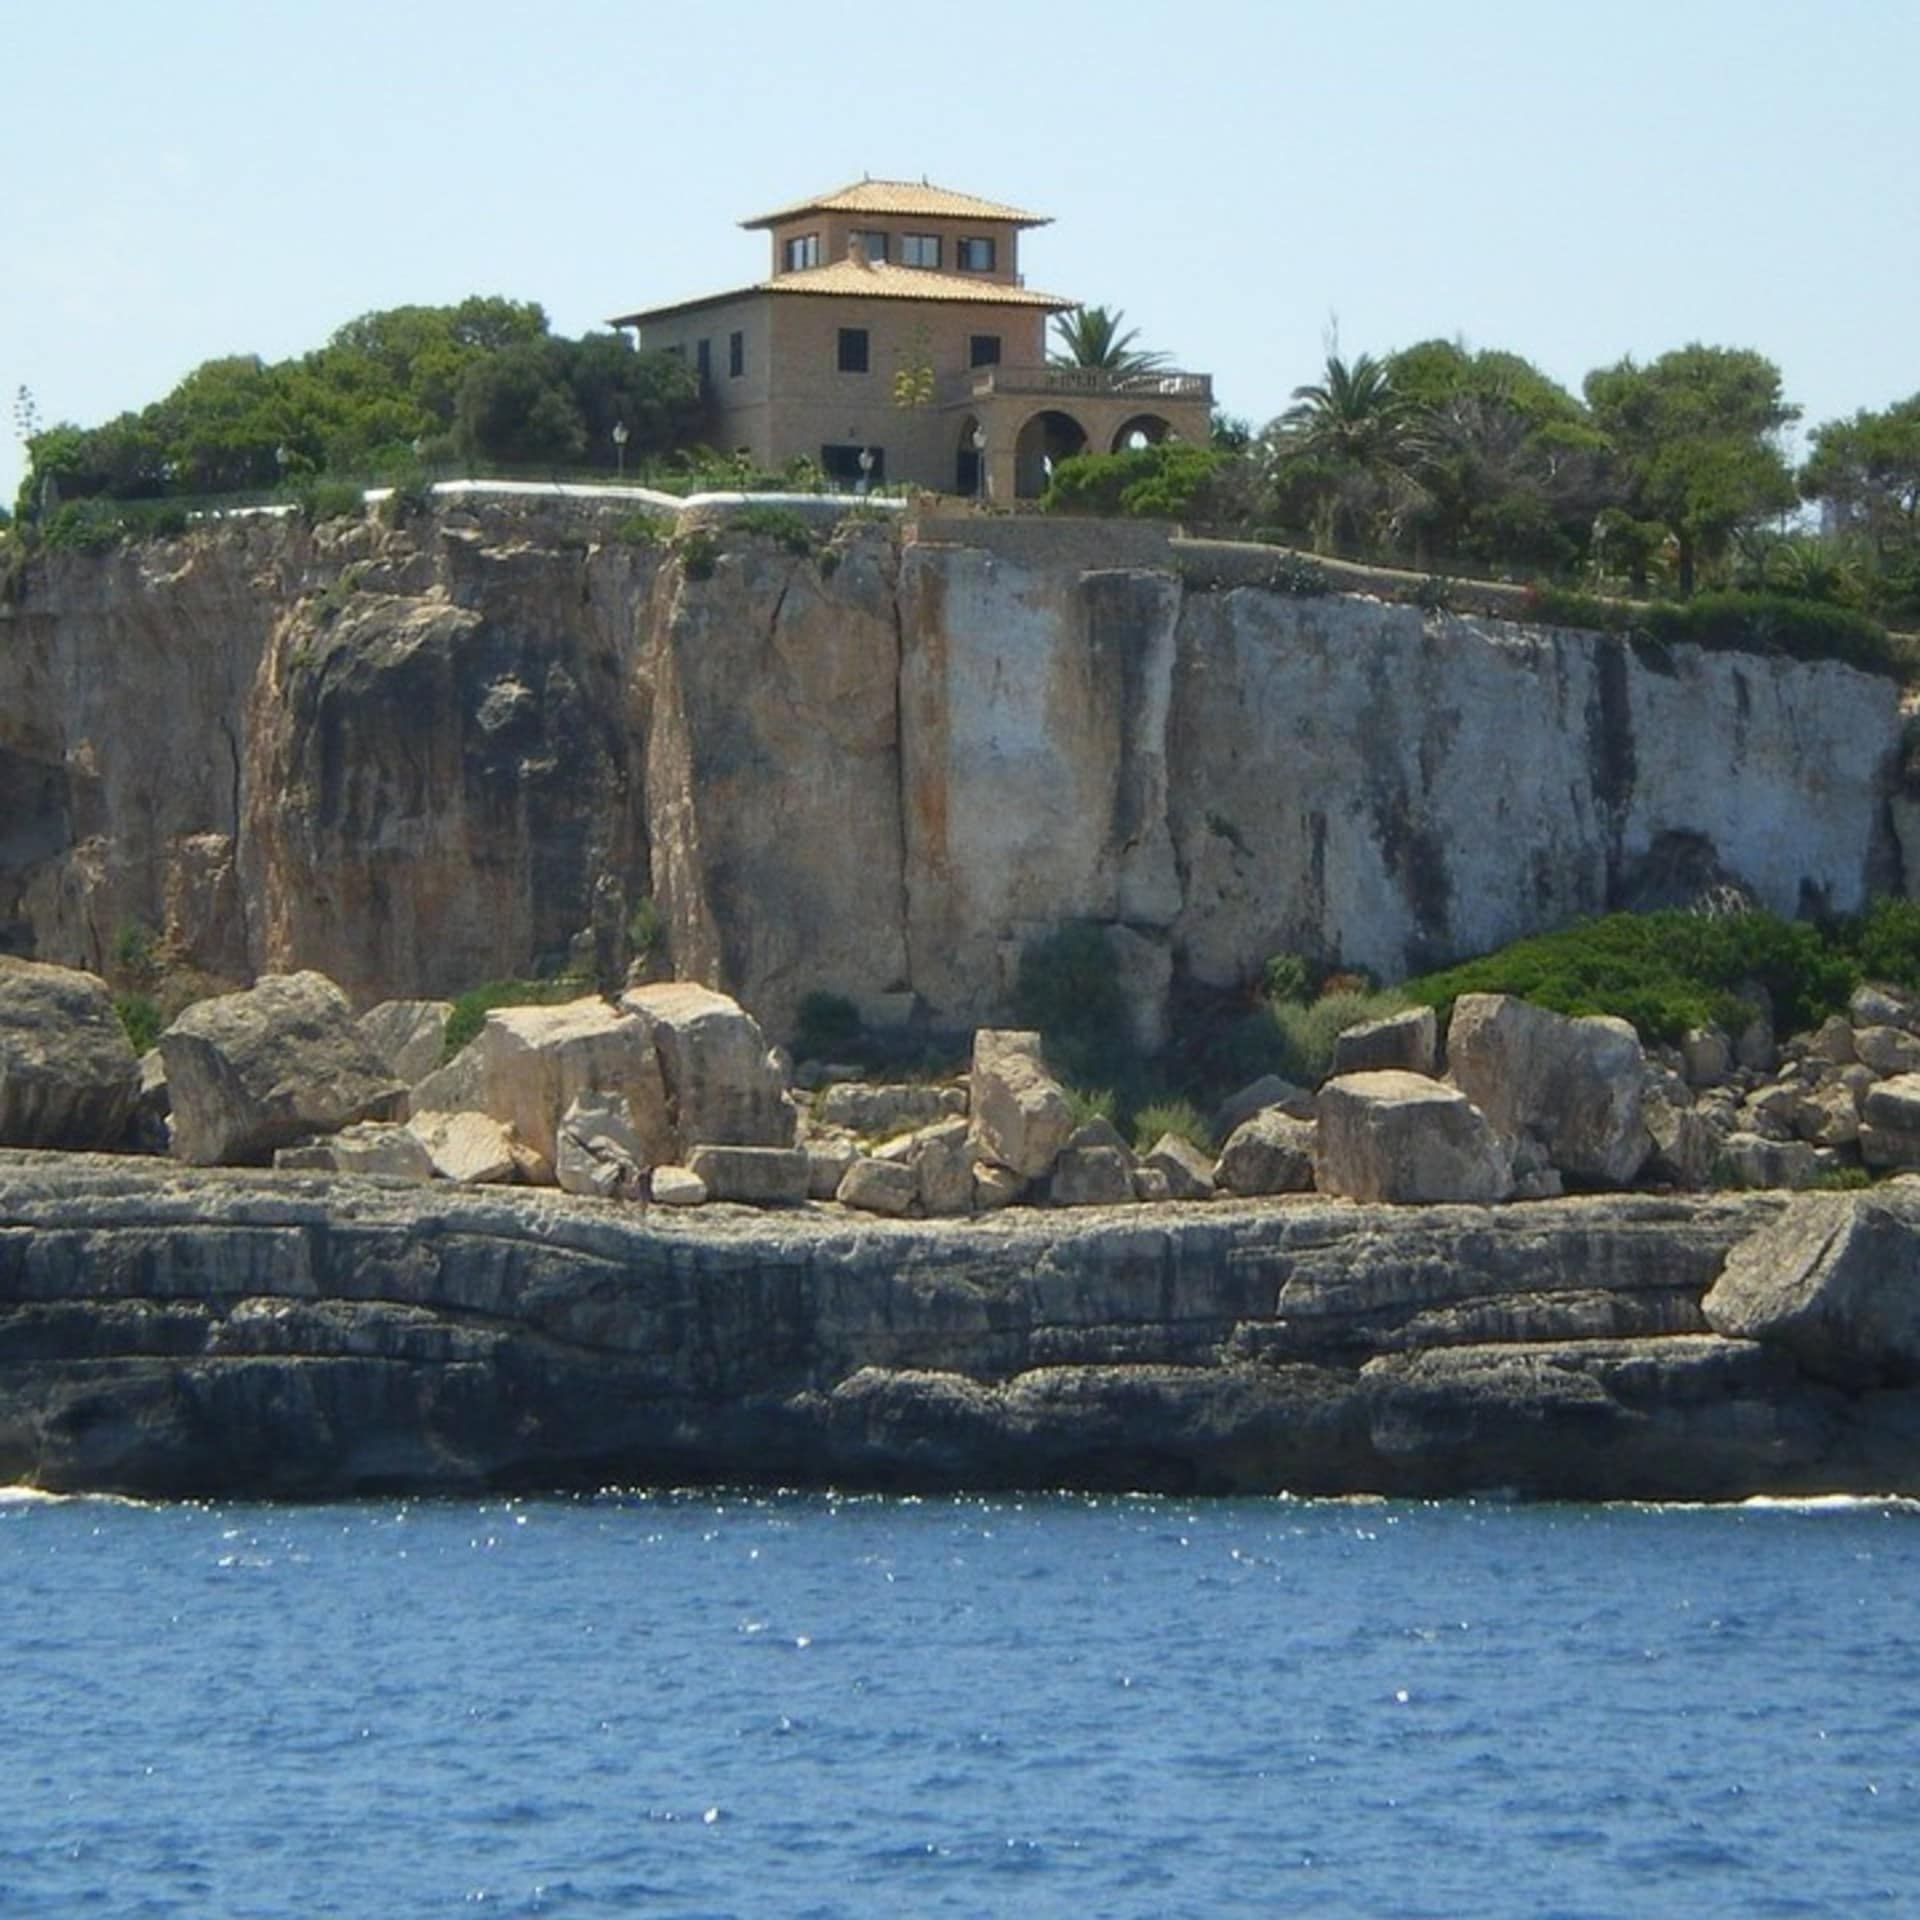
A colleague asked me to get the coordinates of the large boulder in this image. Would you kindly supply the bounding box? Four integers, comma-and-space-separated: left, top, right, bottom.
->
1144, 1133, 1217, 1202
357, 1000, 454, 1086
1214, 1109, 1316, 1197
441, 998, 672, 1171
0, 957, 141, 1150
1329, 1006, 1438, 1080
967, 1030, 1074, 1179
160, 971, 405, 1166
406, 1109, 518, 1186
686, 1144, 811, 1205
1049, 1142, 1136, 1208
836, 1155, 919, 1215
1445, 993, 1649, 1185
555, 1090, 648, 1201
1211, 1074, 1314, 1142
874, 1116, 974, 1215
619, 982, 794, 1150
1704, 1192, 1920, 1388
275, 1122, 434, 1181
1316, 1071, 1513, 1205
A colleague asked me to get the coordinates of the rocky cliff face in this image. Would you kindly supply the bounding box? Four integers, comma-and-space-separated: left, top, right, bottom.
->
6, 1154, 1919, 1501
0, 503, 1901, 1034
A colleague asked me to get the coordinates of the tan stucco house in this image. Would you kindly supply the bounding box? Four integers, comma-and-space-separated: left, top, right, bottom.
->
609, 178, 1212, 500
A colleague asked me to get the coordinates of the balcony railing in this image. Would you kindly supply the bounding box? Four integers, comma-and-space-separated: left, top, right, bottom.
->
936, 365, 1213, 407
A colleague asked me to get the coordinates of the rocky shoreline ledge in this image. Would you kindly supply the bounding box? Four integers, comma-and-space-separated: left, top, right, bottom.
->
6, 1152, 1920, 1503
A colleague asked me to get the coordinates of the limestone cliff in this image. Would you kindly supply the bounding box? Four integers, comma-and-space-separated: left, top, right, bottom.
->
0, 501, 1901, 1035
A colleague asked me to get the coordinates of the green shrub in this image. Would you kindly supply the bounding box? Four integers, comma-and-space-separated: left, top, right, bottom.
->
792, 989, 863, 1062
1412, 574, 1456, 614
1522, 585, 1633, 632
378, 480, 431, 527
675, 529, 718, 580
1844, 897, 1920, 991
1405, 909, 1860, 1045
732, 505, 815, 554
1642, 591, 1895, 677
442, 976, 590, 1060
626, 895, 665, 966
296, 480, 366, 524
1131, 1098, 1210, 1155
39, 501, 125, 554
1013, 922, 1137, 1089
1040, 442, 1221, 520
1262, 988, 1411, 1086
1811, 1166, 1873, 1192
1267, 553, 1331, 596
113, 991, 162, 1055
110, 921, 162, 990
1064, 1085, 1115, 1129
611, 512, 666, 546
1260, 953, 1312, 1004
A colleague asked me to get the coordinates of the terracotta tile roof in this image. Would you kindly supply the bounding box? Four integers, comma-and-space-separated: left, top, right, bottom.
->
740, 178, 1049, 229
610, 260, 1076, 329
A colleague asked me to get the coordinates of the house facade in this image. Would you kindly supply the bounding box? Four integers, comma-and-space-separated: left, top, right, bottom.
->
609, 179, 1212, 500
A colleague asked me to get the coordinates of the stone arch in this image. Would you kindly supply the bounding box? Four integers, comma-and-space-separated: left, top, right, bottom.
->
1014, 409, 1089, 499
1110, 413, 1175, 453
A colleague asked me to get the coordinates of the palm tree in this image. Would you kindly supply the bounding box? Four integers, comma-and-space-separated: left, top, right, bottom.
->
1270, 352, 1428, 555
1049, 306, 1170, 376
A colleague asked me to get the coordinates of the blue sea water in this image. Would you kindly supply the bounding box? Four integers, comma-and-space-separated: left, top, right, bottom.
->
0, 1491, 1915, 1919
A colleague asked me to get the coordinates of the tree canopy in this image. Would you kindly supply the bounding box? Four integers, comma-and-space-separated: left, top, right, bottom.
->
17, 297, 702, 513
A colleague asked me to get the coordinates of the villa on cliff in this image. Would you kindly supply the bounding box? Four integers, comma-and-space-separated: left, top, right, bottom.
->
609, 178, 1212, 500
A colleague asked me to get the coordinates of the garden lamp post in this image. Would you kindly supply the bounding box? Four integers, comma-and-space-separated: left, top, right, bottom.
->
857, 445, 874, 497
612, 420, 629, 480
970, 426, 987, 503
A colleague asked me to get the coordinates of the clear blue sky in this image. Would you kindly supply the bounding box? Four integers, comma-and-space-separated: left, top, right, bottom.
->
4, 0, 1915, 507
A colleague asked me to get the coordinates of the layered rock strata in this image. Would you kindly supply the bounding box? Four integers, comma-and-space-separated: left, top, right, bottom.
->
6, 1153, 1920, 1503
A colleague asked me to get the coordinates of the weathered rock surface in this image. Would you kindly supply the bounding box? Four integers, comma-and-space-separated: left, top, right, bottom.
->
357, 1000, 454, 1086
1316, 1071, 1513, 1205
1330, 1006, 1438, 1080
1144, 1133, 1216, 1202
274, 1122, 434, 1181
450, 999, 672, 1171
618, 981, 793, 1151
967, 1030, 1073, 1179
3, 506, 1897, 1047
1704, 1191, 1920, 1388
405, 1109, 518, 1186
9, 1156, 1916, 1501
1446, 994, 1649, 1185
686, 1144, 810, 1206
1214, 1109, 1315, 1197
160, 971, 405, 1166
0, 958, 140, 1150
837, 1156, 918, 1216
555, 1091, 648, 1202
816, 1082, 966, 1136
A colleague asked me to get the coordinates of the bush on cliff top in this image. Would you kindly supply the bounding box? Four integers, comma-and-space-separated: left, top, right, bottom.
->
442, 976, 592, 1061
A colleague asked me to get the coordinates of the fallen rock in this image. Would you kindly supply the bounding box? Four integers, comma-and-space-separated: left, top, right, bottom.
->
1643, 1084, 1721, 1190
1049, 1144, 1136, 1208
1330, 1005, 1438, 1080
1445, 993, 1648, 1185
1864, 1074, 1920, 1133
972, 1163, 1025, 1211
128, 1048, 171, 1155
968, 1030, 1073, 1179
357, 1000, 454, 1086
805, 1137, 859, 1200
458, 999, 672, 1171
1705, 1191, 1920, 1388
1212, 1074, 1314, 1141
0, 957, 141, 1151
555, 1090, 648, 1201
1316, 1070, 1513, 1205
1806, 1015, 1857, 1067
816, 1082, 966, 1135
160, 971, 405, 1166
875, 1116, 973, 1215
1214, 1109, 1315, 1197
687, 1143, 811, 1205
649, 1165, 708, 1207
836, 1156, 918, 1215
1859, 1123, 1920, 1172
1679, 1025, 1733, 1090
1718, 1131, 1818, 1190
406, 1109, 518, 1185
1856, 1027, 1920, 1077
1144, 1133, 1217, 1202
275, 1122, 434, 1181
1851, 983, 1920, 1032
1133, 1166, 1171, 1203
620, 982, 794, 1150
